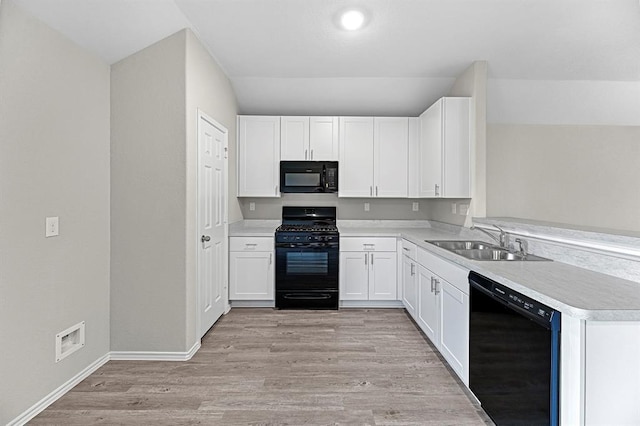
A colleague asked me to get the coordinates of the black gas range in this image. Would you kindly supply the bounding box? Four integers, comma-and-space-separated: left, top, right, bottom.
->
275, 207, 339, 310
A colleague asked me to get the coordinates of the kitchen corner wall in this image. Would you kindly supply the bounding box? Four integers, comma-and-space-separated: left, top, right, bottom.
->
487, 79, 640, 233
111, 30, 188, 352
0, 0, 111, 423
184, 29, 239, 346
111, 28, 238, 354
426, 60, 488, 227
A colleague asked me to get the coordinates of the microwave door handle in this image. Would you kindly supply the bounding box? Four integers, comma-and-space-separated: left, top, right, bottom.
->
321, 165, 326, 190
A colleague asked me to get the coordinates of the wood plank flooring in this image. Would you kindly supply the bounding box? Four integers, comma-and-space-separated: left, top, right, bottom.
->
31, 308, 492, 425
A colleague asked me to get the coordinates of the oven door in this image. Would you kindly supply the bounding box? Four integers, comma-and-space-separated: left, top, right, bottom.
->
275, 243, 339, 291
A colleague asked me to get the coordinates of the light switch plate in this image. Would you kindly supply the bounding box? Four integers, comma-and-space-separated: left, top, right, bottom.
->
451, 203, 457, 214
46, 216, 59, 237
249, 202, 255, 211
412, 202, 419, 212
364, 202, 370, 212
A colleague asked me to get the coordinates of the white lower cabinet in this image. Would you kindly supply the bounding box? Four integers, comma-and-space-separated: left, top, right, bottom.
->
417, 264, 440, 345
408, 246, 469, 385
402, 254, 418, 317
440, 280, 469, 384
229, 237, 274, 300
339, 237, 397, 301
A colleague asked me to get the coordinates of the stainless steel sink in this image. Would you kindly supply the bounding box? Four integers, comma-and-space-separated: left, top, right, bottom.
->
426, 240, 551, 261
428, 240, 499, 251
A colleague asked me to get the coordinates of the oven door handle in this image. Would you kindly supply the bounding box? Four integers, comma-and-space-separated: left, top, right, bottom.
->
283, 293, 332, 300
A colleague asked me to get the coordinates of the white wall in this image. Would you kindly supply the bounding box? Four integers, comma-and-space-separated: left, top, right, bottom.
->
110, 30, 188, 352
486, 78, 640, 233
488, 79, 640, 126
0, 0, 111, 422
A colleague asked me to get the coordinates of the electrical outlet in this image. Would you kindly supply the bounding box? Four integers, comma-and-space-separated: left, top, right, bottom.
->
364, 202, 370, 212
412, 202, 419, 212
249, 202, 255, 211
459, 204, 469, 215
451, 203, 457, 214
45, 216, 59, 237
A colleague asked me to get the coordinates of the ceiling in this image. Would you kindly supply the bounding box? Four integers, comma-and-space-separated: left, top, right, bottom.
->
12, 0, 640, 116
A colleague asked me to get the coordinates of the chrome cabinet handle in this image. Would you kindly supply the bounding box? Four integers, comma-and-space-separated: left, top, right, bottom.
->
371, 253, 374, 265
403, 247, 410, 251
370, 186, 373, 196
305, 149, 308, 160
430, 276, 435, 292
434, 278, 440, 295
376, 186, 378, 196
410, 263, 415, 276
269, 253, 272, 264
311, 149, 314, 160
435, 184, 440, 197
201, 235, 210, 243
365, 254, 368, 266
275, 185, 279, 195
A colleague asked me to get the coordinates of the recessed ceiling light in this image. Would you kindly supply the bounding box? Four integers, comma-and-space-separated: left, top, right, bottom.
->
340, 10, 365, 31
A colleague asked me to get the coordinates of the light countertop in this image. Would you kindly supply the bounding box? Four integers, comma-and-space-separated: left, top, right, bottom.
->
230, 220, 640, 321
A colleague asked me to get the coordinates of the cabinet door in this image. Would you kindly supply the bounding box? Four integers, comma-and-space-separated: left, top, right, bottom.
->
442, 98, 471, 198
418, 100, 443, 197
374, 117, 408, 198
339, 252, 369, 300
309, 117, 339, 161
402, 255, 417, 318
417, 265, 440, 346
229, 251, 274, 300
237, 116, 280, 197
368, 251, 397, 300
339, 117, 374, 197
280, 116, 310, 161
407, 117, 420, 198
440, 280, 469, 385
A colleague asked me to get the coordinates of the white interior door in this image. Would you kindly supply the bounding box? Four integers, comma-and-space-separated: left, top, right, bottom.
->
198, 112, 228, 338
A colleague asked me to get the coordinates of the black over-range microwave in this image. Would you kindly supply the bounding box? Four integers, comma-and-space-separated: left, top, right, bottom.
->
280, 161, 338, 193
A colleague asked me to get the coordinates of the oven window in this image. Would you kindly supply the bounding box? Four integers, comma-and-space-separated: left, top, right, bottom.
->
286, 252, 328, 275
285, 173, 320, 187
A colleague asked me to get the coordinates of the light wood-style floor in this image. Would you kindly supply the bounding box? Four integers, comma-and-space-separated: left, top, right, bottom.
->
32, 308, 492, 425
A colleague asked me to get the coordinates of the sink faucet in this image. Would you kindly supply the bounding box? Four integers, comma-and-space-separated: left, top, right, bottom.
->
515, 238, 527, 256
471, 225, 509, 248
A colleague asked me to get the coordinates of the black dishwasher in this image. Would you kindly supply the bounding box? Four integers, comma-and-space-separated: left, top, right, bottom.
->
469, 271, 560, 426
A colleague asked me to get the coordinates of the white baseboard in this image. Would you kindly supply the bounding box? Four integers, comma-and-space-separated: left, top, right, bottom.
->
340, 300, 404, 308
230, 300, 275, 308
8, 353, 110, 426
9, 340, 202, 425
110, 340, 201, 361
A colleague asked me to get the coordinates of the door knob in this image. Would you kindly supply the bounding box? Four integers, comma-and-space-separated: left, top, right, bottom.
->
201, 235, 211, 243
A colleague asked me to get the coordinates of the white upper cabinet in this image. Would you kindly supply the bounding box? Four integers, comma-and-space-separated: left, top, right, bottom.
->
339, 117, 409, 198
339, 117, 375, 197
407, 117, 420, 198
418, 97, 471, 198
280, 116, 309, 160
237, 116, 281, 197
374, 117, 408, 198
280, 116, 339, 161
309, 117, 339, 161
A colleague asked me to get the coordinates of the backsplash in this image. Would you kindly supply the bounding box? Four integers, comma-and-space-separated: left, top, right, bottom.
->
239, 194, 430, 220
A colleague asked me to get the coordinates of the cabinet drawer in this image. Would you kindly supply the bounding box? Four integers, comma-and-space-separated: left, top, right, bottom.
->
401, 239, 417, 260
340, 237, 397, 252
417, 247, 469, 294
229, 237, 274, 252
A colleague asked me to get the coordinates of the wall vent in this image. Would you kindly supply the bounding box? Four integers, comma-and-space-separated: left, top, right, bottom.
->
55, 321, 85, 362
